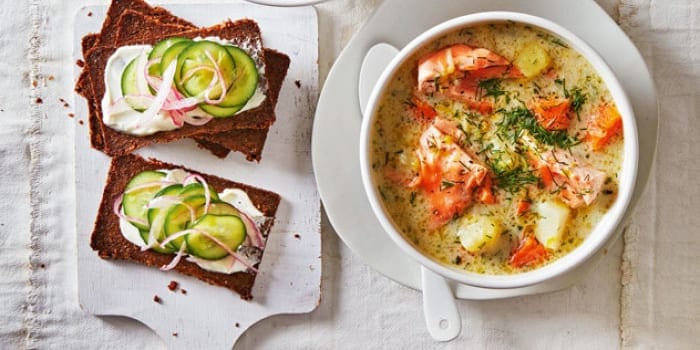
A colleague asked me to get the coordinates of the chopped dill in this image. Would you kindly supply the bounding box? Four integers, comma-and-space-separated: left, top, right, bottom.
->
477, 78, 507, 100
496, 106, 581, 149
570, 88, 587, 120
440, 179, 456, 191
555, 78, 587, 120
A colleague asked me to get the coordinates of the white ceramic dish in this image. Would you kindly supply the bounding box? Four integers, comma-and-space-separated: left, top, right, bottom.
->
312, 0, 657, 299
359, 11, 639, 289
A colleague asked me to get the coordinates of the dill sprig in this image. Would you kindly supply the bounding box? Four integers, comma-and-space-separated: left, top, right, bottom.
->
477, 78, 507, 100
497, 106, 580, 149
555, 78, 587, 120
489, 164, 539, 193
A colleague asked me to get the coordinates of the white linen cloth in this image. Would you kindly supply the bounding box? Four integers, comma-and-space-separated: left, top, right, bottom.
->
0, 0, 696, 348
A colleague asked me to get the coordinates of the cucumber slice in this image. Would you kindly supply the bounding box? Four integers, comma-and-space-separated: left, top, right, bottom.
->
122, 171, 166, 230
176, 41, 236, 99
215, 46, 259, 108
142, 184, 183, 253
120, 58, 150, 111
199, 103, 244, 118
161, 40, 194, 78
163, 194, 207, 249
186, 214, 247, 260
148, 37, 190, 76
179, 182, 221, 202
206, 202, 240, 216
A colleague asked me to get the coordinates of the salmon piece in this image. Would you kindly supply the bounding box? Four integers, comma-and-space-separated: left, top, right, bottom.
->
509, 231, 548, 268
527, 147, 606, 209
417, 45, 522, 115
418, 44, 521, 92
514, 198, 531, 216
475, 175, 496, 204
444, 78, 496, 115
411, 118, 490, 228
409, 95, 438, 121
528, 97, 572, 131
586, 103, 623, 151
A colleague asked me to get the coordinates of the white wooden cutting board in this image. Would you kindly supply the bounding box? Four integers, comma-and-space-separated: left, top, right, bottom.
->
73, 3, 320, 349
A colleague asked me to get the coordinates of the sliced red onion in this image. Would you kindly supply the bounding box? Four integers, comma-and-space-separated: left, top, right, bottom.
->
203, 50, 228, 105
239, 211, 265, 248
159, 228, 257, 272
170, 88, 199, 112
162, 95, 202, 111
195, 229, 258, 272
144, 58, 162, 90
183, 174, 211, 213
159, 229, 193, 248
180, 65, 216, 84
140, 60, 178, 126
112, 194, 148, 227
160, 244, 187, 271
168, 108, 185, 127
145, 75, 162, 92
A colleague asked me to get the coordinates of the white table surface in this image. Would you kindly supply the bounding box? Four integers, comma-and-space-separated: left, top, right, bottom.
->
0, 0, 698, 349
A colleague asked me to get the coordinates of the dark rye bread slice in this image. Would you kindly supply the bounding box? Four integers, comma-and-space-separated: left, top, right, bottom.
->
76, 0, 194, 98
85, 20, 277, 157
83, 49, 286, 161
109, 11, 290, 160
74, 2, 288, 160
96, 0, 194, 47
193, 49, 290, 160
91, 154, 281, 299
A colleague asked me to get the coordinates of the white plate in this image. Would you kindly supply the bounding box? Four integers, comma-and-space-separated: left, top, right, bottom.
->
312, 0, 657, 300
74, 3, 321, 349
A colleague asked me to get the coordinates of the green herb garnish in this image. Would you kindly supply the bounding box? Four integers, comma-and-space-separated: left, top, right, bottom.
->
477, 78, 506, 100
440, 179, 456, 191
497, 106, 580, 149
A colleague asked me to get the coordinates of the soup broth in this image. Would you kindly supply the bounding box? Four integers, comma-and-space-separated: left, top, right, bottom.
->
370, 22, 623, 275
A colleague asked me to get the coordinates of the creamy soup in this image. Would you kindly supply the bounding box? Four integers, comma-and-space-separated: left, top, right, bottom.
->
370, 23, 624, 275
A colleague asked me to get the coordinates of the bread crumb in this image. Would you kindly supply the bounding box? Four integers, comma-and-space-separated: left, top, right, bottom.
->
35, 97, 43, 104
235, 323, 240, 328
48, 75, 54, 81
172, 332, 178, 337
180, 289, 187, 295
32, 80, 38, 88
78, 120, 84, 125
40, 264, 46, 269
167, 281, 179, 291
87, 11, 93, 17
153, 295, 161, 303
294, 233, 301, 239
76, 59, 85, 68
294, 80, 301, 88
68, 113, 74, 118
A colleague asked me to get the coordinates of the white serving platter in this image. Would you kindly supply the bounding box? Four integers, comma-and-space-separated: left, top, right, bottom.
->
73, 3, 320, 349
312, 0, 658, 299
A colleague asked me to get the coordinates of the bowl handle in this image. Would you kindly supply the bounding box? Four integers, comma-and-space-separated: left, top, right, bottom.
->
358, 43, 399, 115
421, 266, 461, 341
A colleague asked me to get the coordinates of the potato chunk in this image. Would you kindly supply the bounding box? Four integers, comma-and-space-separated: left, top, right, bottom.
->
514, 43, 551, 79
457, 216, 503, 254
533, 199, 571, 250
